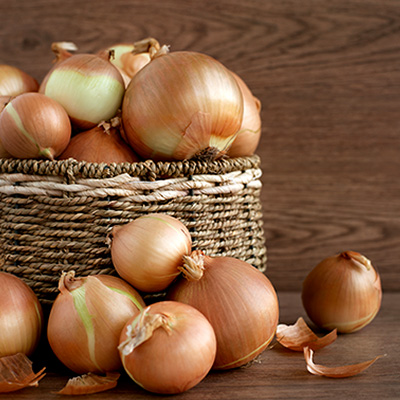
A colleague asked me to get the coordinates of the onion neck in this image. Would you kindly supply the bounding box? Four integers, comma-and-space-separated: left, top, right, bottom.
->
340, 251, 371, 271
51, 42, 77, 63
179, 250, 206, 281
58, 271, 84, 293
132, 37, 163, 59
119, 307, 172, 356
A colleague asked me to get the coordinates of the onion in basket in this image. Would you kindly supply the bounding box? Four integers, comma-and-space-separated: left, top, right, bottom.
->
227, 72, 262, 157
40, 42, 125, 131
0, 92, 71, 160
121, 45, 243, 161
0, 64, 39, 96
59, 116, 140, 163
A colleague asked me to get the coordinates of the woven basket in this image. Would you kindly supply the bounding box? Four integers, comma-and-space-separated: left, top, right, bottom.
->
0, 155, 266, 305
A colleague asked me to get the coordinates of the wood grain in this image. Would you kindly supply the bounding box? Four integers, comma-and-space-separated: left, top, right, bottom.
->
0, 0, 399, 290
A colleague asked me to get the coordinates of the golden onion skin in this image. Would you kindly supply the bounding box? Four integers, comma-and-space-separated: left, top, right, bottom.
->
122, 51, 243, 161
302, 251, 382, 333
167, 255, 279, 369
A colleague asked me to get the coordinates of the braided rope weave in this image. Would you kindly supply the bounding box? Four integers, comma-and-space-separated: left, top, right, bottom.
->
0, 155, 266, 304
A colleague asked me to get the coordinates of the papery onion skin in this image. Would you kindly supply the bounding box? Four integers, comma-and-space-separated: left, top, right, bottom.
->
302, 251, 382, 333
119, 301, 216, 394
47, 272, 145, 374
166, 252, 279, 369
227, 72, 262, 157
110, 214, 192, 292
122, 51, 243, 161
0, 65, 39, 97
40, 53, 125, 131
0, 272, 43, 357
58, 121, 140, 164
0, 92, 71, 160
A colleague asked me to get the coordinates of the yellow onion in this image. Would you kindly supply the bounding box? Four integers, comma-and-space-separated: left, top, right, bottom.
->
0, 272, 43, 357
0, 64, 39, 97
119, 301, 216, 394
40, 47, 125, 131
0, 96, 12, 158
59, 117, 140, 163
101, 43, 151, 86
47, 271, 145, 374
227, 72, 262, 157
302, 251, 382, 333
0, 92, 71, 160
110, 213, 192, 292
166, 250, 279, 369
122, 48, 243, 161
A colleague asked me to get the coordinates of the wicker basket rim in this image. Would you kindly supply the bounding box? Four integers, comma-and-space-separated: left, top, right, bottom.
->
0, 155, 260, 182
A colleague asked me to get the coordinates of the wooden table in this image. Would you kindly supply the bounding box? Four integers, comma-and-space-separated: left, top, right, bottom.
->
8, 291, 398, 399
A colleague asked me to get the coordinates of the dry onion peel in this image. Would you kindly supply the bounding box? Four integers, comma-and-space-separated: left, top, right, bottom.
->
0, 353, 45, 393
57, 371, 120, 395
304, 347, 383, 378
276, 317, 337, 351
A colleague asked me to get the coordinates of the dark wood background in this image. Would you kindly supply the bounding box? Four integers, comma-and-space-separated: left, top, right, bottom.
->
0, 0, 399, 292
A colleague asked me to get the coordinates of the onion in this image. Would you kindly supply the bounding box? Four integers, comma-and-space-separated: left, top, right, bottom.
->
302, 251, 382, 333
227, 72, 262, 157
0, 64, 39, 97
0, 272, 43, 357
118, 301, 216, 394
47, 271, 145, 374
101, 42, 151, 85
110, 213, 192, 292
59, 117, 140, 163
0, 92, 71, 160
0, 96, 12, 158
166, 250, 279, 369
122, 48, 243, 161
40, 46, 125, 131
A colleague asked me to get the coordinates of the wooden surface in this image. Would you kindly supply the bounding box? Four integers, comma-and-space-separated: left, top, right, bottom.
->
0, 1, 399, 398
10, 292, 400, 399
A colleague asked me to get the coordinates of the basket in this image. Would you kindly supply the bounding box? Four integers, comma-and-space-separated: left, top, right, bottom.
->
0, 155, 267, 305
